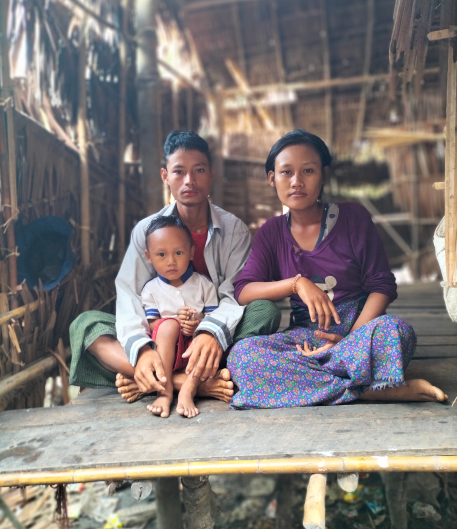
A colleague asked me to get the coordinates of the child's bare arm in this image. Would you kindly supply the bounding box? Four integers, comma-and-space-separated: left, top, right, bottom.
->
148, 318, 160, 334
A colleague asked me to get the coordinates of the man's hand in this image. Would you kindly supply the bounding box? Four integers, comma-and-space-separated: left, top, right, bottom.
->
296, 330, 344, 356
134, 344, 167, 393
178, 307, 200, 336
182, 331, 222, 381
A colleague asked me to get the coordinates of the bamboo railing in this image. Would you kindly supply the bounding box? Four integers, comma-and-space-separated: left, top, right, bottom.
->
2, 456, 457, 487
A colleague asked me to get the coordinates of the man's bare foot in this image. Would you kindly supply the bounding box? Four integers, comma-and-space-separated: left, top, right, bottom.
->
115, 373, 144, 403
177, 380, 199, 419
196, 368, 234, 403
147, 393, 173, 418
360, 379, 448, 402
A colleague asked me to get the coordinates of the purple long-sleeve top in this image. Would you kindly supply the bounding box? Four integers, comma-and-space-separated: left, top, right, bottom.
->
234, 202, 397, 307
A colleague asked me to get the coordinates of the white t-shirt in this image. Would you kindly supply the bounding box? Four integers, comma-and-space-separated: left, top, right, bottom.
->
141, 266, 219, 320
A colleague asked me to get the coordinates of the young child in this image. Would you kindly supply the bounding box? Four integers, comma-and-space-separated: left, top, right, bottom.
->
141, 215, 218, 419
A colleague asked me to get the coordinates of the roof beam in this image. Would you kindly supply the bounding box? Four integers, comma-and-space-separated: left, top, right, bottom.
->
182, 0, 263, 13
222, 68, 439, 96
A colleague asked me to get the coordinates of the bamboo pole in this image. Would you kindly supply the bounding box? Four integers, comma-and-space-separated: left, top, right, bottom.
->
136, 0, 162, 215
0, 104, 18, 308
77, 16, 91, 267
2, 456, 457, 487
0, 300, 40, 326
0, 348, 71, 410
303, 474, 327, 529
117, 1, 128, 259
223, 68, 439, 97
0, 0, 12, 99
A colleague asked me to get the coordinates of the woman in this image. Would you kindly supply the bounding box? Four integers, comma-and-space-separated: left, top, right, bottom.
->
227, 129, 447, 409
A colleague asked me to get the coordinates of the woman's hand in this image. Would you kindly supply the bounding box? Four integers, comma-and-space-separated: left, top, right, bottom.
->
296, 330, 344, 356
295, 278, 340, 330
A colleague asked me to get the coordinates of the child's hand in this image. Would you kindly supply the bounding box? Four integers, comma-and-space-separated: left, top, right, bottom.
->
178, 307, 199, 336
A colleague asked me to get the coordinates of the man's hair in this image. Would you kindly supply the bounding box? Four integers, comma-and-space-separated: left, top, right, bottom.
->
265, 128, 332, 175
163, 130, 211, 166
145, 215, 194, 248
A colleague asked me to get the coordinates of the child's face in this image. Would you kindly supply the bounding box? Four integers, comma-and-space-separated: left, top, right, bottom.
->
145, 227, 194, 281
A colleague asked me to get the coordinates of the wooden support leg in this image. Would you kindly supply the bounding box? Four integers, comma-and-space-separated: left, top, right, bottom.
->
181, 475, 217, 529
303, 474, 327, 529
381, 472, 408, 529
276, 474, 294, 529
156, 477, 183, 529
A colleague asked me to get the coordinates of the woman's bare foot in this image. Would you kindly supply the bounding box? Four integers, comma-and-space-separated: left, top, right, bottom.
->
177, 379, 199, 419
147, 393, 173, 418
197, 368, 234, 403
360, 379, 448, 402
115, 373, 144, 403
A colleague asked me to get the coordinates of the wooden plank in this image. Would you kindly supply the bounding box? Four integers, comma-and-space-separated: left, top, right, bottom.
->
427, 26, 457, 41
414, 345, 457, 359
0, 359, 455, 475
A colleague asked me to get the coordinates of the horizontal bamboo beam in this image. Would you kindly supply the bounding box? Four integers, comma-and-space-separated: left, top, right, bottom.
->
434, 182, 445, 190
0, 300, 40, 326
0, 348, 71, 408
1, 456, 457, 487
223, 68, 439, 96
182, 0, 262, 12
428, 26, 457, 41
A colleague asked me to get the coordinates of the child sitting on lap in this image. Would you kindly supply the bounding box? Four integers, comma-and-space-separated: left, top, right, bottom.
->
141, 215, 218, 419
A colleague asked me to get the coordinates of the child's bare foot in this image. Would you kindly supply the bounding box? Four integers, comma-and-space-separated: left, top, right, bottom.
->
197, 368, 234, 403
147, 393, 173, 418
116, 373, 144, 403
360, 379, 448, 402
177, 378, 199, 418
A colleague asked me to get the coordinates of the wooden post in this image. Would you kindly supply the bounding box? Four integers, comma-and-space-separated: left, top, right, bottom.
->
117, 1, 128, 259
181, 476, 217, 529
320, 0, 332, 148
77, 16, 91, 267
381, 473, 408, 529
156, 477, 184, 529
231, 3, 247, 78
411, 146, 420, 281
269, 0, 293, 130
303, 474, 327, 529
136, 0, 163, 215
213, 86, 224, 208
275, 475, 294, 529
354, 0, 374, 144
445, 39, 457, 286
0, 0, 12, 99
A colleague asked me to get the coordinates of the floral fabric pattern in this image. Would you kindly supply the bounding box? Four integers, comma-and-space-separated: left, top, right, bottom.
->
227, 297, 416, 409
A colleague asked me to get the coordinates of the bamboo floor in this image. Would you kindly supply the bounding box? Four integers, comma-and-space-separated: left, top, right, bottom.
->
0, 283, 456, 485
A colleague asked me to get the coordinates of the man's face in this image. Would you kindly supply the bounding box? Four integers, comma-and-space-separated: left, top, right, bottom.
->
161, 148, 213, 207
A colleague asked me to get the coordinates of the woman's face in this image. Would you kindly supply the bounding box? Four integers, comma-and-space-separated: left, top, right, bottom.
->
269, 143, 324, 211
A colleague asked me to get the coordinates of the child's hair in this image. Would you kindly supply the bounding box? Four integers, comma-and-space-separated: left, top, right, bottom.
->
163, 130, 211, 166
145, 215, 194, 248
265, 128, 332, 175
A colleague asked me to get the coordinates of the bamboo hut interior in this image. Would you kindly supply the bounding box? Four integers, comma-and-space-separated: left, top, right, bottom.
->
0, 0, 454, 411
0, 1, 457, 527
0, 0, 452, 408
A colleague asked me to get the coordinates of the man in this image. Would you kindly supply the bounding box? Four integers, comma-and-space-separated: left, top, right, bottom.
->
69, 131, 280, 403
